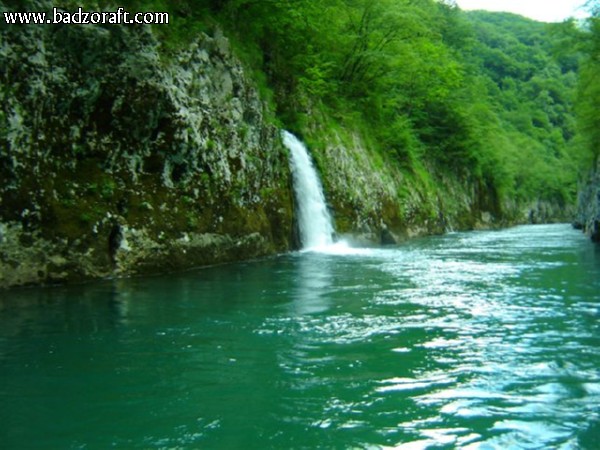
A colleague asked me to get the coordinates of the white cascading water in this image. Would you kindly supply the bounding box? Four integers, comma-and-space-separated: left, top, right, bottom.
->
282, 130, 335, 250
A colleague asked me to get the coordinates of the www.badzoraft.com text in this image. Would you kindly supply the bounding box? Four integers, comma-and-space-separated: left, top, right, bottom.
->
3, 7, 169, 25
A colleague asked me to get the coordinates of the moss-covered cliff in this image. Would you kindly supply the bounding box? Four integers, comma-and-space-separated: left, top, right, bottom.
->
0, 9, 294, 288
574, 157, 600, 242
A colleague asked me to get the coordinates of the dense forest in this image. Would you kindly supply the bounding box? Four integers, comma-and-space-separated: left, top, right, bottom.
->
120, 0, 596, 214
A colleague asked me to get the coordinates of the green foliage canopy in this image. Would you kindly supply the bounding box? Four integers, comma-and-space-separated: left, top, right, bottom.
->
125, 0, 588, 210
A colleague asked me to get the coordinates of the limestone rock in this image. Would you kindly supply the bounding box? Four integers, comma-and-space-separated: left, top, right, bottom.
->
0, 1, 293, 288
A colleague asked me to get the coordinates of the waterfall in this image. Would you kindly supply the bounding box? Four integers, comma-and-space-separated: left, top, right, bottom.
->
282, 131, 335, 250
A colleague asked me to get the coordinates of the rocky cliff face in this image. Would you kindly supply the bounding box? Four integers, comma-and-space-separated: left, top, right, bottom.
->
298, 111, 506, 246
574, 157, 600, 242
0, 8, 294, 288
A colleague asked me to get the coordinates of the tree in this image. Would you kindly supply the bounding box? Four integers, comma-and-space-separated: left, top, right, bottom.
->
577, 1, 600, 157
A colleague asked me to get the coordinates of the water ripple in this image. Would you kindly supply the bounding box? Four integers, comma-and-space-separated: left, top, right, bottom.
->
1, 225, 598, 449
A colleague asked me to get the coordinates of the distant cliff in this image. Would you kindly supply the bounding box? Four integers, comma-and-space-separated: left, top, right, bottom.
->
0, 13, 294, 288
574, 157, 600, 242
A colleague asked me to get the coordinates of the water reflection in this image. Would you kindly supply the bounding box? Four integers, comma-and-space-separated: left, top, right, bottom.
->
290, 253, 333, 315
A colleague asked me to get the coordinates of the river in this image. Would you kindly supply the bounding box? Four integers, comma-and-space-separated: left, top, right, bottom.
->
0, 224, 599, 449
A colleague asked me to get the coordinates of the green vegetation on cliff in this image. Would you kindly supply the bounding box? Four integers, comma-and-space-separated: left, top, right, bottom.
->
568, 0, 600, 240
194, 0, 582, 218
572, 1, 600, 161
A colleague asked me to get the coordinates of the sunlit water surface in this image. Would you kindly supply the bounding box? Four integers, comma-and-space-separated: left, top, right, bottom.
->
1, 224, 599, 449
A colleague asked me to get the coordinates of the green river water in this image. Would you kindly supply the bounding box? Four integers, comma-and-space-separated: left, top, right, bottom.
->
1, 224, 599, 449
